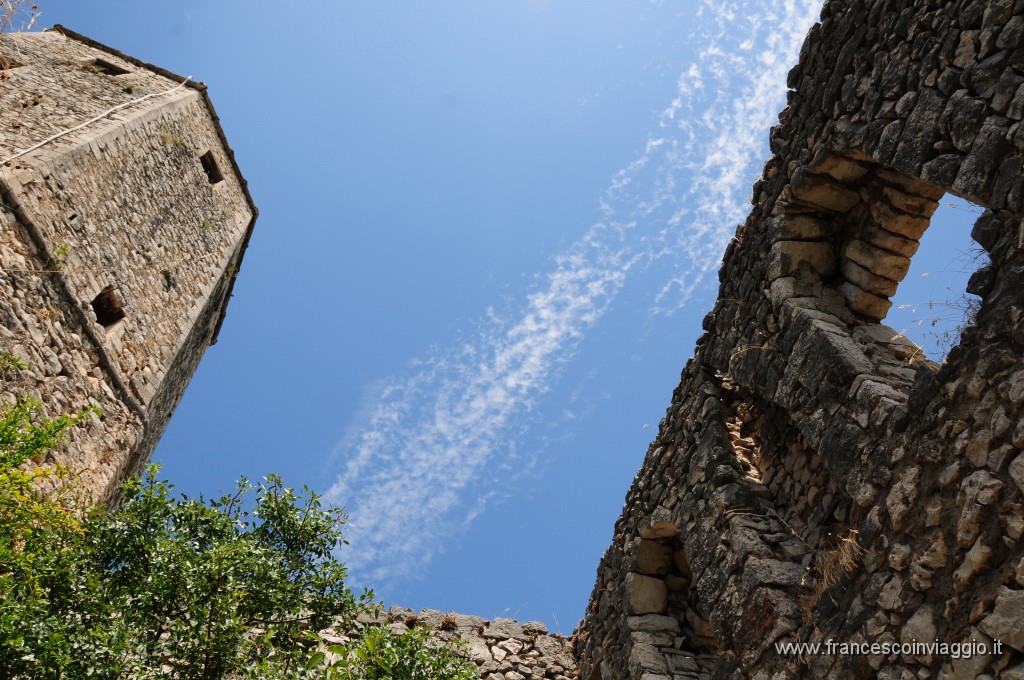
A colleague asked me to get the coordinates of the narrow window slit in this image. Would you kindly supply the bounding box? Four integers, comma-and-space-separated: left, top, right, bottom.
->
88, 58, 130, 76
199, 151, 223, 184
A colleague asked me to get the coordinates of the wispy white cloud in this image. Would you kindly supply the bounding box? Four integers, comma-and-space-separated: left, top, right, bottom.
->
327, 0, 823, 586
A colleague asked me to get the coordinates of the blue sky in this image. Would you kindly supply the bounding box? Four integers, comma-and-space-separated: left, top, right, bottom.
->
32, 0, 981, 632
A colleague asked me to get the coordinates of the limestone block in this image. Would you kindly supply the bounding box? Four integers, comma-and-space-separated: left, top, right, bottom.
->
790, 171, 861, 212
482, 618, 525, 640
1009, 454, 1024, 496
954, 538, 993, 586
861, 222, 921, 258
627, 614, 681, 634
673, 549, 691, 578
842, 259, 899, 296
998, 15, 1024, 49
498, 639, 524, 655
843, 239, 911, 282
917, 534, 949, 570
957, 471, 1004, 547
886, 465, 921, 532
627, 642, 669, 676
625, 573, 668, 615
838, 281, 893, 320
741, 558, 804, 596
636, 539, 673, 575
639, 507, 679, 539
880, 187, 938, 218
921, 153, 963, 187
533, 635, 564, 657
875, 167, 946, 201
521, 620, 548, 635
769, 276, 800, 310
937, 628, 994, 680
767, 214, 833, 241
876, 576, 903, 611
768, 240, 837, 280
810, 153, 872, 183
470, 639, 494, 663
900, 604, 937, 665
979, 587, 1024, 651
869, 199, 931, 239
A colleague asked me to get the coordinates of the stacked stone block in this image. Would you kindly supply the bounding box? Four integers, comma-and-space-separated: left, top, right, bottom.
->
327, 607, 578, 680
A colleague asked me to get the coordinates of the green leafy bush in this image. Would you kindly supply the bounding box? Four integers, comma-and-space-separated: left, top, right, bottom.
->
2, 466, 374, 678
326, 624, 477, 680
0, 358, 476, 679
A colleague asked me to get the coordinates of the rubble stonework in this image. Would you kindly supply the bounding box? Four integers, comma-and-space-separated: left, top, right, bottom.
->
365, 608, 579, 680
576, 0, 1024, 678
0, 28, 256, 503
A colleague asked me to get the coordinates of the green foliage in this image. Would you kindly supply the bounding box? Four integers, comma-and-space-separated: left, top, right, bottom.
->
0, 388, 97, 609
0, 395, 96, 469
1, 351, 27, 371
2, 466, 375, 678
46, 242, 69, 272
0, 367, 91, 674
325, 625, 477, 680
0, 361, 475, 679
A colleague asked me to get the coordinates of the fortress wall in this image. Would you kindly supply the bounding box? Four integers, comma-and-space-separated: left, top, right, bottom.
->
380, 607, 578, 680
1, 30, 254, 503
576, 1, 1024, 678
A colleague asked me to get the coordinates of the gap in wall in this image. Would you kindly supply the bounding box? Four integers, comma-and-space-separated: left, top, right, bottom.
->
883, 193, 986, 362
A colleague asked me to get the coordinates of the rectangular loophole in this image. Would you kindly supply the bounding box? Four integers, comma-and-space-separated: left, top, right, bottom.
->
88, 58, 130, 76
91, 286, 126, 327
199, 151, 224, 184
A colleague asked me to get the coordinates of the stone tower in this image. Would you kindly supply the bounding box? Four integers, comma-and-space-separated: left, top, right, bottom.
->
0, 27, 256, 503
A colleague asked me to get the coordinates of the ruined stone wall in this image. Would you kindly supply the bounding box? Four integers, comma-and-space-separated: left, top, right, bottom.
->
0, 29, 255, 503
379, 608, 578, 680
577, 1, 1024, 678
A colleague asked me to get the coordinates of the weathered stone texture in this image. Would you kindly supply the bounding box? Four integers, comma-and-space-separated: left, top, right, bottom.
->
577, 1, 1024, 678
357, 608, 578, 680
1, 28, 255, 503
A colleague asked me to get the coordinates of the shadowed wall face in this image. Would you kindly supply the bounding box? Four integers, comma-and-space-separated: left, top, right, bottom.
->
577, 1, 1024, 678
0, 30, 254, 503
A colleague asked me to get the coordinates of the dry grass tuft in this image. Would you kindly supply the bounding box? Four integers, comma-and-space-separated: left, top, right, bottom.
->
1, 1, 40, 35
801, 528, 864, 622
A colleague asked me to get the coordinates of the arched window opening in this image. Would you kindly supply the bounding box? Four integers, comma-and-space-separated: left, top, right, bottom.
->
882, 194, 987, 362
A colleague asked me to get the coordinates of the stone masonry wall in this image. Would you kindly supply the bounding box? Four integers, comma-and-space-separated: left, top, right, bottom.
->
577, 1, 1024, 678
0, 29, 255, 503
342, 607, 579, 680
